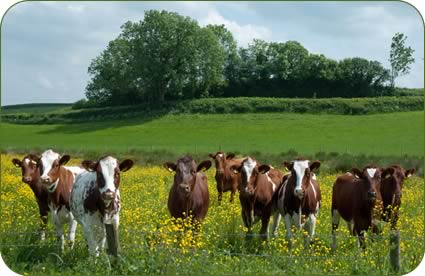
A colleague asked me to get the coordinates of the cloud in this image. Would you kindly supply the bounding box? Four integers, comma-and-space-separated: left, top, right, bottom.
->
200, 10, 272, 46
37, 75, 53, 90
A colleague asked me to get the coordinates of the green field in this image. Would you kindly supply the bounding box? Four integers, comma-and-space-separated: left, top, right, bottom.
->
1, 103, 72, 114
1, 111, 423, 157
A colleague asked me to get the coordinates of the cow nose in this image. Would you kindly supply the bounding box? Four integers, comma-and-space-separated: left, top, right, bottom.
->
294, 188, 304, 198
180, 184, 191, 193
23, 176, 32, 182
102, 191, 114, 200
41, 176, 51, 183
368, 191, 377, 200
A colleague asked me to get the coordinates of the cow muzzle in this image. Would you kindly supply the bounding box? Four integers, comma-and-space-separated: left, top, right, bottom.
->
367, 191, 377, 201
294, 188, 304, 199
23, 176, 32, 183
40, 176, 51, 183
179, 184, 191, 194
102, 191, 115, 201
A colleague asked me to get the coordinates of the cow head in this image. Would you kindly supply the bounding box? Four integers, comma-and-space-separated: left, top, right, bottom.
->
351, 165, 382, 202
12, 154, 40, 184
382, 165, 415, 204
165, 156, 211, 197
39, 150, 70, 187
284, 159, 320, 199
209, 152, 235, 172
231, 157, 269, 196
82, 156, 134, 205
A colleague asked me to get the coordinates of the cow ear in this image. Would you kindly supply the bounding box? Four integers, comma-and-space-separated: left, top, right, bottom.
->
81, 160, 97, 171
59, 155, 70, 166
405, 168, 416, 178
226, 153, 235, 160
231, 164, 242, 174
119, 159, 134, 172
258, 164, 271, 174
382, 167, 395, 178
12, 158, 22, 168
164, 162, 177, 172
208, 153, 216, 159
351, 168, 362, 178
197, 160, 212, 172
309, 161, 321, 172
283, 161, 293, 171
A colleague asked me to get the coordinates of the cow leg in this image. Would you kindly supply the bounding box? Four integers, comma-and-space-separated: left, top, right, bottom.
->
304, 213, 317, 247
259, 210, 272, 241
67, 213, 77, 249
51, 211, 65, 252
284, 213, 293, 249
271, 212, 281, 237
39, 214, 48, 241
230, 190, 235, 203
331, 209, 340, 252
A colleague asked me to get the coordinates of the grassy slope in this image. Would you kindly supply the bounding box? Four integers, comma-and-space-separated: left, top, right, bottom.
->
1, 103, 72, 114
1, 111, 423, 157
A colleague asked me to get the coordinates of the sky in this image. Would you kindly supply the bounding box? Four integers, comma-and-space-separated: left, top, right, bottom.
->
1, 1, 424, 106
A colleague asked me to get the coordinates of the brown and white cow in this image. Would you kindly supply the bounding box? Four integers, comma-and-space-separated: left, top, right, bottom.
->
209, 152, 243, 203
164, 156, 212, 224
231, 157, 284, 240
273, 159, 321, 247
381, 165, 415, 229
12, 154, 49, 240
71, 156, 134, 257
39, 149, 85, 250
331, 166, 383, 250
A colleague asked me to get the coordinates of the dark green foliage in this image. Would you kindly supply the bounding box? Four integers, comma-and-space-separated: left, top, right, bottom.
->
2, 96, 423, 124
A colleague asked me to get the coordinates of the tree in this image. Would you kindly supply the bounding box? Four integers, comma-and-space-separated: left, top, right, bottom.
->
389, 32, 415, 88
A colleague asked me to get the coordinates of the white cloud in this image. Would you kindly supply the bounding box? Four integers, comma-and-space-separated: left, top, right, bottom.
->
200, 10, 272, 46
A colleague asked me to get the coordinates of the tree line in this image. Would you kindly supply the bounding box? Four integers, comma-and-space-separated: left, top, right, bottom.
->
84, 10, 415, 106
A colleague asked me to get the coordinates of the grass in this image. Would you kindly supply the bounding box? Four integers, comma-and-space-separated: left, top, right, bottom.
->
0, 112, 423, 157
0, 154, 423, 274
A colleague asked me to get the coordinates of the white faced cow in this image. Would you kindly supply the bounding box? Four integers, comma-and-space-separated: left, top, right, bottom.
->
71, 156, 134, 257
39, 149, 85, 250
273, 159, 321, 248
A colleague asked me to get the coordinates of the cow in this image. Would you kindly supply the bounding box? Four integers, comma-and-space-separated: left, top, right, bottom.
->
12, 154, 49, 240
71, 156, 134, 257
209, 152, 243, 203
39, 149, 85, 251
231, 157, 284, 240
272, 159, 321, 247
381, 165, 416, 229
331, 165, 384, 250
164, 156, 212, 227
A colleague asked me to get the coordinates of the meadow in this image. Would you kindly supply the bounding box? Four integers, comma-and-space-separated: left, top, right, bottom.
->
0, 154, 423, 274
1, 111, 423, 157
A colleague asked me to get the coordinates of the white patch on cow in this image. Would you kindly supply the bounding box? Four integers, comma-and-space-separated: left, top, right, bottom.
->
99, 157, 118, 195
242, 158, 257, 184
278, 178, 288, 213
217, 153, 224, 158
40, 149, 60, 179
293, 160, 310, 192
367, 168, 377, 178
310, 181, 317, 199
312, 173, 317, 180
65, 166, 86, 177
266, 172, 277, 192
24, 158, 30, 165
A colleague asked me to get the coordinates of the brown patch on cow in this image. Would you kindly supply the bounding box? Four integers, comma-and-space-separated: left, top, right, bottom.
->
48, 166, 75, 210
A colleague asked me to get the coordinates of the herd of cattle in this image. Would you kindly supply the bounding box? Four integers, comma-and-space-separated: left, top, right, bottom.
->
11, 149, 415, 257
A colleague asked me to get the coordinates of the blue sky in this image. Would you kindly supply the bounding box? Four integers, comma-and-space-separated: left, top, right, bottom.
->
1, 1, 424, 105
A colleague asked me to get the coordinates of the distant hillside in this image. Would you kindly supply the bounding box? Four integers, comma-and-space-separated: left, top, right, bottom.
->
1, 103, 72, 114
1, 96, 423, 125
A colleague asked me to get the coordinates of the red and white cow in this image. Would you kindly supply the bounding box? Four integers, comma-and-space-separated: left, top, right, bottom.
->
12, 154, 49, 240
39, 149, 85, 250
231, 157, 284, 240
273, 159, 321, 247
71, 156, 134, 257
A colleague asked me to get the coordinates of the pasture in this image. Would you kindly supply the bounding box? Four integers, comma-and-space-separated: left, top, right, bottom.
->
1, 111, 423, 157
0, 154, 423, 274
